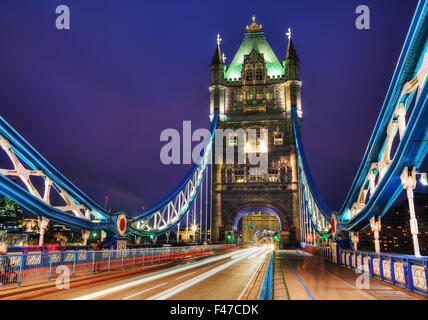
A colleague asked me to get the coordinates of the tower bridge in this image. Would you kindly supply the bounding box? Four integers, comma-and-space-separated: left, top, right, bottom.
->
0, 0, 427, 301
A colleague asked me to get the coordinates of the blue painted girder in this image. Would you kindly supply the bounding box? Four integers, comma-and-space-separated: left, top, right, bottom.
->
0, 115, 110, 220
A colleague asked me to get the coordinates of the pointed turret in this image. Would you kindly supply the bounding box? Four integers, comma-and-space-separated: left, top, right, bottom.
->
284, 28, 300, 80
210, 36, 224, 66
209, 34, 226, 118
210, 34, 225, 85
283, 28, 302, 116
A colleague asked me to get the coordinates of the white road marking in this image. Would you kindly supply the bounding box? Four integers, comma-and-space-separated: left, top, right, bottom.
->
122, 282, 168, 300
175, 271, 197, 280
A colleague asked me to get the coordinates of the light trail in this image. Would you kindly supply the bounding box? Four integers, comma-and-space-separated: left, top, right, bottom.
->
147, 247, 264, 300
72, 247, 255, 300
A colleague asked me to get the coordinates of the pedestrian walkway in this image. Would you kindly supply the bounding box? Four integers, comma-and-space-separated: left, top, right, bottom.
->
273, 250, 427, 300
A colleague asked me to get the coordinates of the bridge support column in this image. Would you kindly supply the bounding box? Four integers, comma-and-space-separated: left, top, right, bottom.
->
351, 232, 359, 251
82, 230, 91, 245
370, 216, 381, 253
37, 216, 50, 246
400, 166, 421, 257
312, 226, 317, 246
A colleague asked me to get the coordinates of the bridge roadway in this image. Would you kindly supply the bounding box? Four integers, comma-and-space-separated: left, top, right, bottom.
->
1, 247, 426, 300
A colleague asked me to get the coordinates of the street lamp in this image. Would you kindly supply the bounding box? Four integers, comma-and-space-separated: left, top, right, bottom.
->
420, 172, 427, 185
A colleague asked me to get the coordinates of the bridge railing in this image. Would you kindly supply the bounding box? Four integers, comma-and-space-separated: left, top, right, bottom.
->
305, 245, 428, 296
0, 244, 237, 290
258, 251, 274, 300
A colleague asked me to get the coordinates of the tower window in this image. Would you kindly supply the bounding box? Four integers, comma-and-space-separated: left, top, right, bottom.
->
255, 69, 263, 80
228, 134, 238, 146
274, 132, 283, 145
245, 70, 253, 80
234, 170, 245, 183
268, 169, 279, 182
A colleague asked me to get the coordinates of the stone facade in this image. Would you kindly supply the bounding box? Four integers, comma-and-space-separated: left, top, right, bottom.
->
209, 19, 303, 248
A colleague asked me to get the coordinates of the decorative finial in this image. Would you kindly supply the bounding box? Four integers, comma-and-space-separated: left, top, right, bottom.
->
246, 16, 263, 33
286, 27, 292, 40
217, 33, 222, 46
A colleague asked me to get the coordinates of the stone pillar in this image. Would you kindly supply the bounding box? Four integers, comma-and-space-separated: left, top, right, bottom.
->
38, 216, 50, 247
370, 216, 381, 253
135, 237, 141, 245
396, 102, 406, 139
368, 169, 376, 195
400, 166, 421, 257
351, 232, 359, 251
82, 230, 91, 245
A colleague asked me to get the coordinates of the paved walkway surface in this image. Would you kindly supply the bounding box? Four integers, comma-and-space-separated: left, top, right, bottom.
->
273, 250, 427, 300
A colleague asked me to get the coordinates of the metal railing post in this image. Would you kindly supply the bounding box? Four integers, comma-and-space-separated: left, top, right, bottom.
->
48, 254, 53, 282
424, 261, 428, 295
403, 261, 409, 288
72, 252, 77, 278
17, 255, 24, 288
407, 260, 414, 291
91, 252, 95, 274
369, 254, 374, 276
107, 250, 111, 272
391, 257, 396, 285
121, 250, 124, 270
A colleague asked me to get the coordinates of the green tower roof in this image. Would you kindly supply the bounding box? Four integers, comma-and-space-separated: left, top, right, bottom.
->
225, 32, 284, 80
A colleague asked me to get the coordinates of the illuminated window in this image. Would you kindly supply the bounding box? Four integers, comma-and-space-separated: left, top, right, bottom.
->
234, 170, 245, 183
268, 169, 279, 182
274, 132, 283, 145
248, 175, 265, 183
229, 134, 238, 146
255, 69, 263, 80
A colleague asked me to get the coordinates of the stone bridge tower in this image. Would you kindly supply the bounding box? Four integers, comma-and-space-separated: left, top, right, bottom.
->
210, 17, 303, 248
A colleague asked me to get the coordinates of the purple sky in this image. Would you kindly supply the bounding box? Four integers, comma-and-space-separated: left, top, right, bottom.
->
0, 0, 425, 214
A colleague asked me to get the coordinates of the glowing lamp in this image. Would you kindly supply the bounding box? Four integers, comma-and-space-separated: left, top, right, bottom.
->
420, 172, 427, 185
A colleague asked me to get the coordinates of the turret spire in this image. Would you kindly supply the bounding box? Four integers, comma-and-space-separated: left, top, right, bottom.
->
285, 27, 299, 61
284, 27, 300, 80
211, 33, 225, 66
286, 27, 292, 41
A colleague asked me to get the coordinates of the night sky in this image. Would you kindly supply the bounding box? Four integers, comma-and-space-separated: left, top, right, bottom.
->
0, 0, 425, 215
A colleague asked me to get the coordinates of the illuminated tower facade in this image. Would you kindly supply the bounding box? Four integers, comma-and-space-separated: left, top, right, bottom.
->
210, 17, 303, 247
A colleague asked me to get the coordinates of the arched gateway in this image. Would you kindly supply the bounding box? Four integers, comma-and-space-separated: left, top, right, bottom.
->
209, 17, 303, 248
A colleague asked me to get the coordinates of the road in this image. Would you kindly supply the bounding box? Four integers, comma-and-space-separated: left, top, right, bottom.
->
2, 247, 425, 300
1, 246, 270, 300
273, 250, 427, 300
